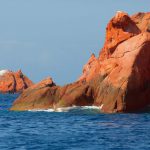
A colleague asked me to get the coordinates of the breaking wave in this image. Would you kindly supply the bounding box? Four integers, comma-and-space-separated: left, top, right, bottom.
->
28, 105, 101, 113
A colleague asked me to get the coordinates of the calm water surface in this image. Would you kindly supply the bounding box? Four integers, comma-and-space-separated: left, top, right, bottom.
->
0, 94, 150, 150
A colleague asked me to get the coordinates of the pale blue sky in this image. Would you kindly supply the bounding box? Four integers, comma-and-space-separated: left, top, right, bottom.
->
0, 0, 149, 85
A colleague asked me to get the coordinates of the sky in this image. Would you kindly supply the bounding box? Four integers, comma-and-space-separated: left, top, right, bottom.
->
0, 0, 149, 85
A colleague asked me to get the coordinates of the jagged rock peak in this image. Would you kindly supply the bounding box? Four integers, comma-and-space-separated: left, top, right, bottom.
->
99, 11, 141, 61
115, 11, 129, 19
28, 76, 56, 90
78, 53, 99, 82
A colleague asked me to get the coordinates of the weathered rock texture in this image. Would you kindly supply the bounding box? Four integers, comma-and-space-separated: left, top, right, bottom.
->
11, 11, 150, 113
99, 11, 141, 61
11, 77, 94, 111
0, 70, 33, 93
131, 12, 150, 32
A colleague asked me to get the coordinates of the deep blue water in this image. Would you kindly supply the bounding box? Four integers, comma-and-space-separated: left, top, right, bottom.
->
0, 94, 150, 150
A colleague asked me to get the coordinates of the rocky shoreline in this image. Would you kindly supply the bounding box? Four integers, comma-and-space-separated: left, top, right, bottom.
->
8, 11, 150, 113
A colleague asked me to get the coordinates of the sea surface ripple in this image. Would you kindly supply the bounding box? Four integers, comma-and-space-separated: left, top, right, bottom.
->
0, 94, 150, 150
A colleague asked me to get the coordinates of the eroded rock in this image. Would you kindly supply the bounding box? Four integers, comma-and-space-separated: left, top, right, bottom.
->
0, 69, 33, 93
10, 12, 150, 113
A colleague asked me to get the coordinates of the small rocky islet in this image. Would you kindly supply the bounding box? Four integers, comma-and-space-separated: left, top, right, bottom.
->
1, 11, 150, 113
0, 69, 33, 93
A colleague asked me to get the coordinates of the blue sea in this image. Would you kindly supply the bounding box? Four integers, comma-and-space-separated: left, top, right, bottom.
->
0, 94, 150, 150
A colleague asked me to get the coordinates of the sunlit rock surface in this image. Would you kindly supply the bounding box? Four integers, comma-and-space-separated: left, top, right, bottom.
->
11, 12, 150, 113
0, 70, 33, 93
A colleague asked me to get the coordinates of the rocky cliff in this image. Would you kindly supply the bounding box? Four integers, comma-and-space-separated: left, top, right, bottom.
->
11, 11, 150, 113
0, 70, 33, 93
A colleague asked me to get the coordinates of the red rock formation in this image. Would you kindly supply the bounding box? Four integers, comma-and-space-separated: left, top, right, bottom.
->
10, 11, 150, 113
93, 32, 150, 112
131, 12, 150, 32
99, 11, 141, 61
11, 77, 57, 110
29, 76, 55, 89
11, 78, 94, 111
0, 70, 33, 93
78, 53, 100, 82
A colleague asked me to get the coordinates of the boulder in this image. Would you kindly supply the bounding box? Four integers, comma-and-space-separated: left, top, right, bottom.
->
10, 77, 58, 110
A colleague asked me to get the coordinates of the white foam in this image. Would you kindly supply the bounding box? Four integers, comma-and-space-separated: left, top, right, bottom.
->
100, 104, 104, 109
55, 105, 101, 112
81, 106, 100, 110
0, 70, 9, 76
28, 105, 101, 113
55, 106, 77, 112
28, 109, 54, 112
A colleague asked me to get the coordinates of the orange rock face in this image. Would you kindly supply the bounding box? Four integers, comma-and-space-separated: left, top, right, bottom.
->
93, 32, 150, 112
0, 70, 33, 93
11, 78, 94, 111
29, 76, 55, 90
11, 11, 150, 113
99, 11, 141, 61
78, 53, 100, 82
11, 77, 58, 110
